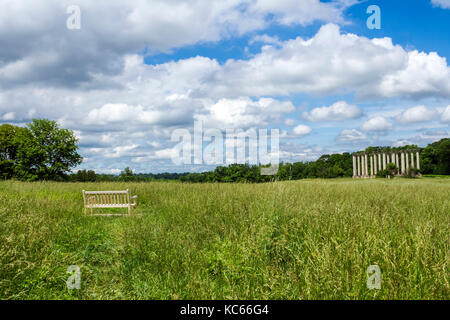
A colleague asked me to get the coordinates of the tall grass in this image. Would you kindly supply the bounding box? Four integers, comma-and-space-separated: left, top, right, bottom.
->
0, 178, 448, 299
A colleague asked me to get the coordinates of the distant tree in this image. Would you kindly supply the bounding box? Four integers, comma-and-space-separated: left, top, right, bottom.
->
86, 170, 97, 182
14, 119, 82, 181
75, 170, 88, 182
120, 167, 134, 181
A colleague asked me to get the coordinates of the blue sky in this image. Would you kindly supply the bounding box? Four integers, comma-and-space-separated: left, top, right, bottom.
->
0, 0, 449, 173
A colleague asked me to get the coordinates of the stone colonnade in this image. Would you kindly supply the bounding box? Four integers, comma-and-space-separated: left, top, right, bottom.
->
352, 150, 420, 178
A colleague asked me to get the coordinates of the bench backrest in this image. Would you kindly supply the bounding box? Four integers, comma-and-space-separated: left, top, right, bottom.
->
82, 189, 131, 208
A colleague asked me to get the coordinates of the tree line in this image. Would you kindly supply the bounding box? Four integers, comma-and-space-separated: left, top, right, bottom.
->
69, 167, 189, 182
179, 139, 450, 183
1, 119, 449, 182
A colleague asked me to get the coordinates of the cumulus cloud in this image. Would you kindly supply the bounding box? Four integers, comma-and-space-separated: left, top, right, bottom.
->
336, 129, 367, 142
249, 34, 282, 46
395, 129, 449, 147
375, 51, 450, 99
1, 112, 15, 121
431, 0, 450, 9
284, 118, 295, 126
248, 0, 353, 26
0, 0, 355, 89
395, 105, 437, 124
361, 116, 393, 133
293, 124, 312, 136
195, 97, 295, 129
442, 105, 450, 123
208, 24, 450, 99
302, 101, 362, 122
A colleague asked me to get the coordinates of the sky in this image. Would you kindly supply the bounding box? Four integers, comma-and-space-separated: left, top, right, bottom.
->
0, 0, 449, 174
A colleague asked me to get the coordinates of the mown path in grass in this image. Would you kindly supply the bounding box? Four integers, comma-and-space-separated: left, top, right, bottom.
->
0, 178, 449, 299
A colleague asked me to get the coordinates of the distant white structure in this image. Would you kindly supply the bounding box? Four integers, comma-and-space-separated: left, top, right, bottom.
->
352, 150, 420, 178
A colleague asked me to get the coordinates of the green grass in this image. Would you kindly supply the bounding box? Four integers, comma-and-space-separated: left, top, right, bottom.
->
0, 178, 449, 300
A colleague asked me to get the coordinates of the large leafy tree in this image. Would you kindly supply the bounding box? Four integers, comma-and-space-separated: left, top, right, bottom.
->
421, 138, 450, 175
0, 124, 20, 179
14, 119, 82, 181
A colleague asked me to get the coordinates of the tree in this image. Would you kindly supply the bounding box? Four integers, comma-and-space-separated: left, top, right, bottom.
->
14, 119, 82, 181
120, 167, 134, 181
437, 139, 450, 175
86, 170, 97, 182
421, 138, 450, 175
0, 124, 24, 179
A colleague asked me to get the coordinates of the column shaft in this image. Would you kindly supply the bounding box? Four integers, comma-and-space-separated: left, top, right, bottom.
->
416, 152, 420, 170
406, 152, 409, 172
357, 155, 361, 177
365, 154, 368, 177
352, 155, 356, 178
374, 155, 378, 175
401, 152, 405, 175
370, 155, 374, 177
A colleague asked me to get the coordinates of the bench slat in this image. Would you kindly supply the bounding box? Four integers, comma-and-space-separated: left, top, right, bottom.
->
86, 204, 129, 208
84, 190, 128, 195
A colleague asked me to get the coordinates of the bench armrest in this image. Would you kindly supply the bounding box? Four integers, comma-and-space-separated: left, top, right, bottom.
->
131, 195, 138, 209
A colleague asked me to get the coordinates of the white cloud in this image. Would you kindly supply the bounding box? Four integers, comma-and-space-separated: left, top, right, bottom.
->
302, 101, 362, 122
0, 0, 356, 88
208, 24, 450, 99
442, 105, 450, 123
395, 130, 449, 147
336, 129, 367, 142
195, 97, 294, 129
249, 0, 353, 26
284, 118, 295, 126
395, 105, 438, 124
85, 103, 191, 126
293, 124, 312, 136
431, 0, 450, 9
375, 51, 450, 99
1, 112, 15, 121
249, 34, 282, 46
361, 116, 393, 132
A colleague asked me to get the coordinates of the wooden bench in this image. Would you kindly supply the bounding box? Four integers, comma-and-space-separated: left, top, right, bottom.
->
82, 189, 137, 216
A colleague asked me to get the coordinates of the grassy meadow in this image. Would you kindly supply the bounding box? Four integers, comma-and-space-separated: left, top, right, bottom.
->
0, 178, 449, 300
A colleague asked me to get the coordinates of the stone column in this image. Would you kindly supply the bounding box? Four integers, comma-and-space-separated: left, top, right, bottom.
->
416, 151, 420, 170
370, 155, 374, 177
401, 152, 405, 175
374, 154, 378, 175
365, 154, 368, 177
406, 152, 409, 172
395, 152, 399, 169
352, 155, 356, 178
357, 155, 361, 177
378, 153, 382, 171
411, 152, 415, 169
382, 153, 386, 170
